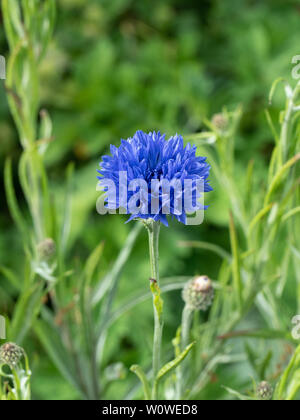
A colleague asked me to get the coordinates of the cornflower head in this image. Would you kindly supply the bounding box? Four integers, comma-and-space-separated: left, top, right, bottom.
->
37, 238, 56, 261
0, 342, 24, 368
212, 113, 228, 133
256, 381, 273, 401
182, 275, 214, 311
97, 130, 212, 226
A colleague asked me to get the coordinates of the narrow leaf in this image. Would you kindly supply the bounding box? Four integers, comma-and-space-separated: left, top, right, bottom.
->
84, 242, 104, 285
223, 386, 254, 401
248, 203, 275, 237
150, 280, 163, 322
34, 319, 85, 398
4, 157, 27, 237
265, 153, 300, 204
156, 342, 195, 383
229, 213, 242, 311
130, 365, 151, 400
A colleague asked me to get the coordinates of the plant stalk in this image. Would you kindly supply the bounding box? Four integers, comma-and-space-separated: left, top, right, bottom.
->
177, 304, 193, 398
146, 220, 163, 399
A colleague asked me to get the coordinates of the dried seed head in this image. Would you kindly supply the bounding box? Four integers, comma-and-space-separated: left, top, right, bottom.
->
37, 238, 56, 260
257, 381, 273, 401
182, 276, 214, 311
212, 113, 228, 132
0, 342, 24, 368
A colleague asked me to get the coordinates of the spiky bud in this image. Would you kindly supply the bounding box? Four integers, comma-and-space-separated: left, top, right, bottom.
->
257, 381, 273, 401
212, 113, 228, 132
182, 276, 214, 311
0, 342, 24, 368
37, 238, 56, 260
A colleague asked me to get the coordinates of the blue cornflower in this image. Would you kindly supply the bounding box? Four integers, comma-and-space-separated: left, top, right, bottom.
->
97, 130, 212, 226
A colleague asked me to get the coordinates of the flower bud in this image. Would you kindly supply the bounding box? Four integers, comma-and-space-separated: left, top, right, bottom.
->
257, 381, 273, 401
212, 113, 228, 132
37, 238, 56, 260
0, 342, 24, 367
182, 276, 214, 311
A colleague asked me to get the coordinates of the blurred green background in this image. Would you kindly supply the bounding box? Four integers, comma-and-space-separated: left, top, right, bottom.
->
0, 0, 299, 399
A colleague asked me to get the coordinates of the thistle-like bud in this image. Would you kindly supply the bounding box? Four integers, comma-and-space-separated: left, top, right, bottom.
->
0, 342, 24, 368
37, 238, 56, 260
212, 113, 228, 132
182, 276, 214, 311
257, 381, 273, 401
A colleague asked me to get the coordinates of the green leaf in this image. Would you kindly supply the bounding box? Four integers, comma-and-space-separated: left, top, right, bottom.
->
248, 203, 275, 237
34, 318, 86, 399
39, 109, 52, 141
60, 162, 75, 254
84, 242, 105, 285
268, 77, 286, 105
259, 350, 273, 381
178, 240, 231, 262
150, 280, 164, 322
172, 327, 182, 358
282, 206, 300, 223
38, 109, 53, 155
220, 328, 295, 342
156, 342, 195, 383
274, 345, 300, 400
38, 0, 56, 62
1, 0, 24, 50
229, 213, 242, 311
223, 386, 255, 401
285, 370, 300, 400
92, 223, 142, 305
0, 266, 20, 291
265, 109, 279, 145
9, 282, 44, 344
106, 280, 186, 329
244, 342, 258, 375
245, 159, 254, 207
80, 242, 104, 358
4, 157, 28, 238
130, 365, 151, 400
265, 153, 300, 205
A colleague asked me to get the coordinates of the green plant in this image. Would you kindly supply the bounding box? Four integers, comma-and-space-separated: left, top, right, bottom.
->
1, 0, 300, 402
177, 80, 300, 399
1, 0, 143, 400
0, 342, 31, 400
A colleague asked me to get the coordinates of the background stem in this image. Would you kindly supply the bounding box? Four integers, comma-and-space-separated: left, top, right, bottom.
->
177, 304, 193, 398
181, 305, 193, 351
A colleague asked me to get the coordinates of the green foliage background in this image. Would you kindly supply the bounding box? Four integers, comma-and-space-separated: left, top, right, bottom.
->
0, 0, 300, 400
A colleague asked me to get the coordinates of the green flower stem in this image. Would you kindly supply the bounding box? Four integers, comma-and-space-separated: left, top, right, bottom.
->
145, 220, 163, 399
181, 305, 193, 350
177, 304, 193, 398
